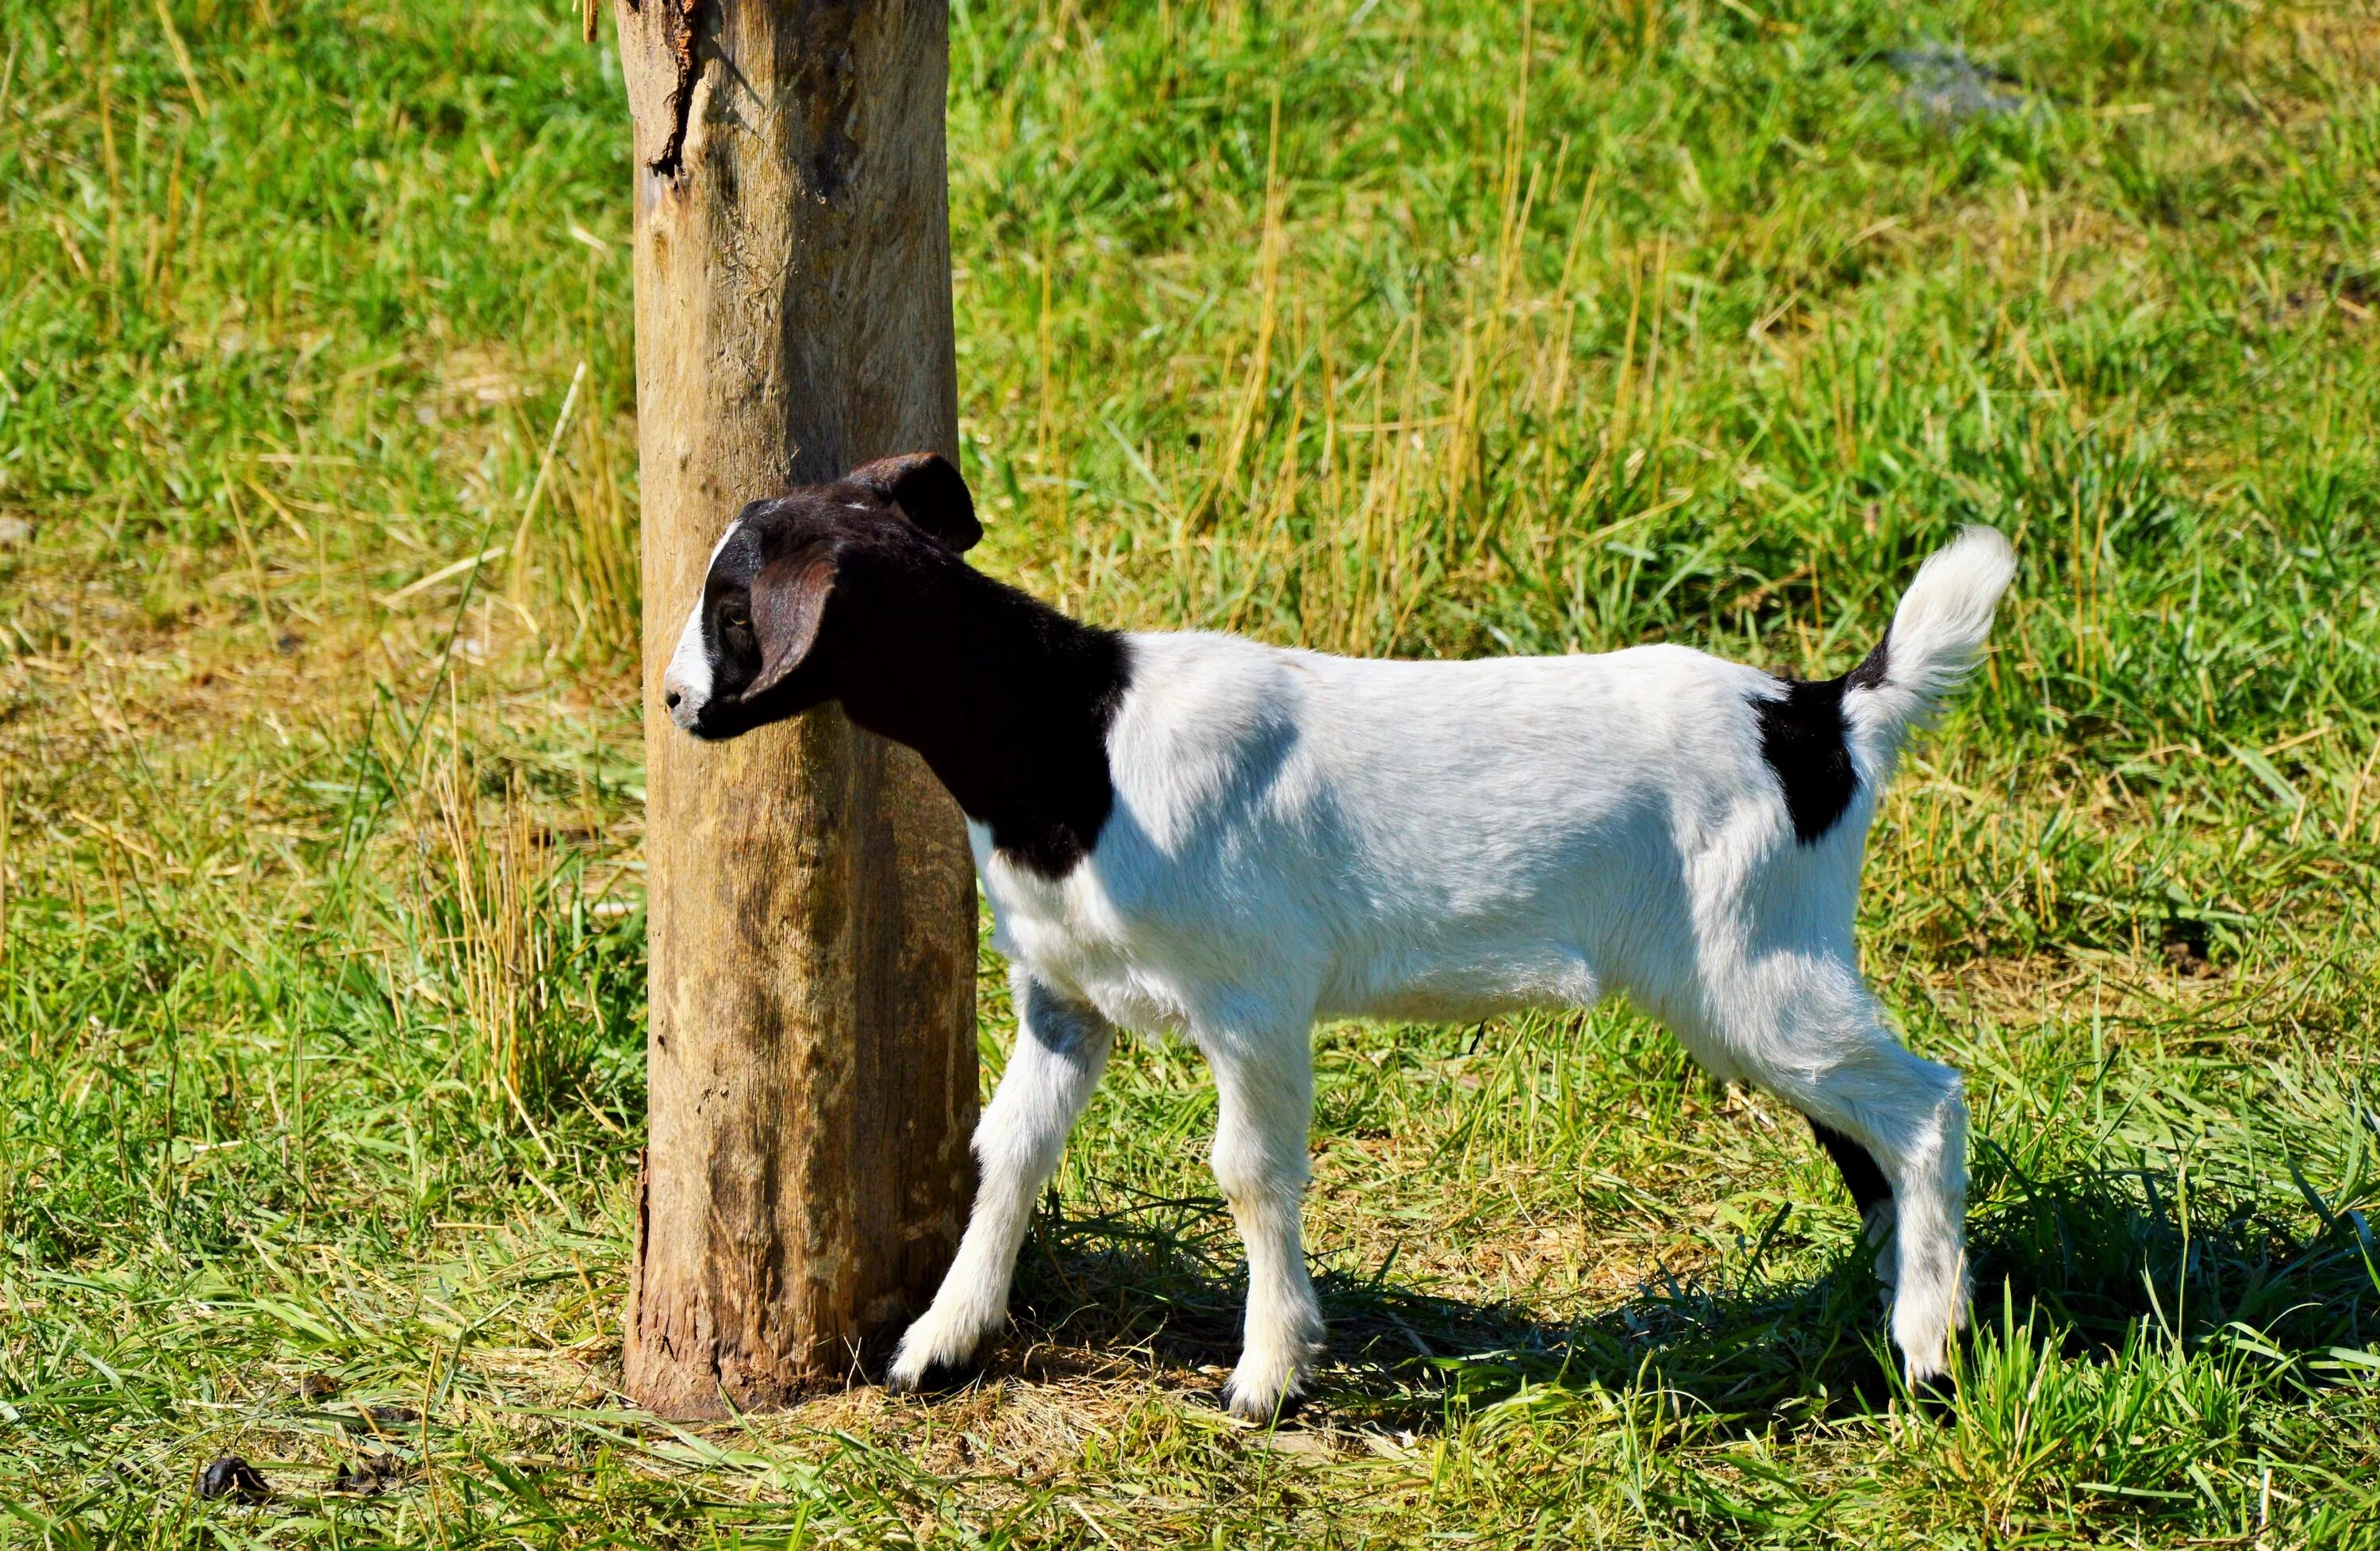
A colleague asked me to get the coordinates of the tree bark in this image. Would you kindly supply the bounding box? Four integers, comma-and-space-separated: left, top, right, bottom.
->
616, 0, 977, 1419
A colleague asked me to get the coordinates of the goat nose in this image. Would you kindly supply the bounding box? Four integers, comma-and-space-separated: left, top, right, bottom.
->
666, 689, 682, 710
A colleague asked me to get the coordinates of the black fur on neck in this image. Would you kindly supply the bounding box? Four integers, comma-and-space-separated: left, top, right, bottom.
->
831, 556, 1130, 879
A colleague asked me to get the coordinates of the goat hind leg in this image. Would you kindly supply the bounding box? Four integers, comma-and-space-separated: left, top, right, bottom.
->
1720, 969, 1970, 1384
1800, 1045, 1969, 1384
1877, 1058, 1970, 1384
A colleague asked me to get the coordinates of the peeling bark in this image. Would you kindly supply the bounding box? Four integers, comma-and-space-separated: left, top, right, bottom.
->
652, 0, 701, 178
617, 0, 705, 179
617, 0, 976, 1419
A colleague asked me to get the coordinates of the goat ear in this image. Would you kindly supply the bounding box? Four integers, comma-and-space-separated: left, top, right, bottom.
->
847, 451, 981, 553
746, 551, 837, 698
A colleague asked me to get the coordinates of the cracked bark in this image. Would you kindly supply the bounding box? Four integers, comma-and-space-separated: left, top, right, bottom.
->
616, 0, 976, 1419
628, 0, 702, 178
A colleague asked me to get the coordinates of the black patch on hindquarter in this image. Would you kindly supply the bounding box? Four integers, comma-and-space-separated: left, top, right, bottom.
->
682, 455, 1130, 880
1809, 1117, 1894, 1219
1751, 635, 1888, 845
1752, 678, 1856, 844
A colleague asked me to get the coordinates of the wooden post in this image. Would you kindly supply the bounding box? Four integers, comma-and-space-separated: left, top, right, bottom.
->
616, 0, 977, 1418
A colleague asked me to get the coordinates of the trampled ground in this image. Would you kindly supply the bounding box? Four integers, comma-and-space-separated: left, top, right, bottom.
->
3, 0, 2379, 1544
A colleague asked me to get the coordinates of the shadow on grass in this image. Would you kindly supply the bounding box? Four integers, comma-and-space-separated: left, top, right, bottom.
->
996, 1150, 2380, 1430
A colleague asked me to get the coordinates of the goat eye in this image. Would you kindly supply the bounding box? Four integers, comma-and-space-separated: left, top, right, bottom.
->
720, 612, 750, 634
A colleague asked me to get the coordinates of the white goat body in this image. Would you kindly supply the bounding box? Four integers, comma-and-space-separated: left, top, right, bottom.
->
900, 530, 2016, 1414
655, 461, 2016, 1419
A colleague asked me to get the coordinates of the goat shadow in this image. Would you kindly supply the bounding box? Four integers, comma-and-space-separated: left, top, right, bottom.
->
988, 1144, 2380, 1431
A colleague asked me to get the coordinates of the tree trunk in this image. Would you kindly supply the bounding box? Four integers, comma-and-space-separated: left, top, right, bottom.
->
616, 0, 977, 1419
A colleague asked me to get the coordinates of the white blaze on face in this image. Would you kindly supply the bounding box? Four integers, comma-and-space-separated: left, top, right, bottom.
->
662, 519, 739, 729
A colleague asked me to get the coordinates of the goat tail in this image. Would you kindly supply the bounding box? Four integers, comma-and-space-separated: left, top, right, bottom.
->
1843, 526, 2017, 772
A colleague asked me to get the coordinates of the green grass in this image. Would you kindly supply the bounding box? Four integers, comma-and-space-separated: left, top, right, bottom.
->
4, 0, 2380, 1543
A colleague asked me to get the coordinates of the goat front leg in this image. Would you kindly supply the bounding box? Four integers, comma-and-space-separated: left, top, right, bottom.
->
1204, 1032, 1324, 1421
888, 973, 1114, 1392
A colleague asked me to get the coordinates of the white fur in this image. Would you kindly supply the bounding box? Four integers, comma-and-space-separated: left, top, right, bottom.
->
889, 528, 2016, 1415
662, 520, 739, 731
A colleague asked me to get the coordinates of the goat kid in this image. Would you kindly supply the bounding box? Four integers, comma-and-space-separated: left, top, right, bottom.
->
662, 452, 2017, 1419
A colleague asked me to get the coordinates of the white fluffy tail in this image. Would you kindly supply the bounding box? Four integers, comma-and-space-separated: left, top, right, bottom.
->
1844, 526, 2017, 768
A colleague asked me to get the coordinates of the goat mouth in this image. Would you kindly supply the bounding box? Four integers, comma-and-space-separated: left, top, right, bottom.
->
690, 683, 812, 741
683, 700, 757, 741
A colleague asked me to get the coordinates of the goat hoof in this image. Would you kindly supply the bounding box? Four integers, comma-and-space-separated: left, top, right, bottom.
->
885, 1307, 994, 1398
1221, 1372, 1309, 1424
885, 1349, 981, 1399
1913, 1370, 1957, 1419
1223, 1389, 1303, 1424
886, 1364, 977, 1399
